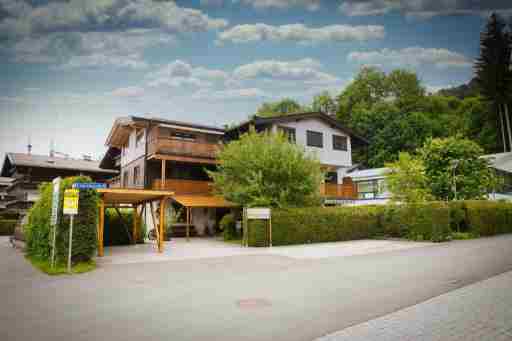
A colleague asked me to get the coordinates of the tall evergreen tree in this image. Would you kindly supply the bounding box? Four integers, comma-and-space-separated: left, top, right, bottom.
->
475, 13, 512, 152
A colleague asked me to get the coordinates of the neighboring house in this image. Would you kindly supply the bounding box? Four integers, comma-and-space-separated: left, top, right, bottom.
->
0, 176, 15, 211
225, 112, 368, 198
0, 153, 119, 214
483, 152, 512, 200
344, 167, 391, 205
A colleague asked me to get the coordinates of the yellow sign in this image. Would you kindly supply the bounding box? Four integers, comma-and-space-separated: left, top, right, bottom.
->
63, 189, 79, 215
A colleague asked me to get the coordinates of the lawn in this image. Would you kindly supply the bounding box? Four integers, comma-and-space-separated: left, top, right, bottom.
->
27, 256, 96, 275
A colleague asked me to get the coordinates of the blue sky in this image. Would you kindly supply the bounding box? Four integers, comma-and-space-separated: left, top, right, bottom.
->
1, 0, 511, 162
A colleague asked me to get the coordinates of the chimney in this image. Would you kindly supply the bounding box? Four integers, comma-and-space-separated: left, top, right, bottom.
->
49, 139, 55, 158
27, 136, 32, 155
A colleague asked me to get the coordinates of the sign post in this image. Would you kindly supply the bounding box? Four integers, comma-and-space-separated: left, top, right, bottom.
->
245, 208, 272, 247
50, 177, 61, 268
63, 189, 79, 273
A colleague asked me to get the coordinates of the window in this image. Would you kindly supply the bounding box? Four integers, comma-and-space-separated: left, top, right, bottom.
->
123, 170, 129, 188
325, 171, 338, 184
171, 131, 196, 141
133, 166, 140, 186
333, 135, 348, 151
135, 129, 144, 148
278, 126, 296, 143
306, 130, 323, 148
205, 134, 219, 144
356, 179, 388, 199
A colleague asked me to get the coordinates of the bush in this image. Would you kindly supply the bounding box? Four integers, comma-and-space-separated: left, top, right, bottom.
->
220, 213, 237, 241
25, 176, 98, 264
248, 206, 382, 247
105, 209, 132, 246
463, 200, 512, 236
0, 219, 17, 236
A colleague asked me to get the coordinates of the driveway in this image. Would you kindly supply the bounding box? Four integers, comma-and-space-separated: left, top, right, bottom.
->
98, 238, 432, 265
2, 235, 512, 341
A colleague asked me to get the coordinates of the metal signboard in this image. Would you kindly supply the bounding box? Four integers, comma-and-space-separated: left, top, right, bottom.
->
72, 182, 107, 190
246, 208, 271, 220
63, 189, 79, 215
50, 177, 61, 226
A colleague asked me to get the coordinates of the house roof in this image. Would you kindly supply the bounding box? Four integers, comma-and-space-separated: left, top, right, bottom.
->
226, 112, 369, 145
1, 153, 119, 176
483, 152, 512, 173
347, 167, 390, 180
105, 115, 225, 148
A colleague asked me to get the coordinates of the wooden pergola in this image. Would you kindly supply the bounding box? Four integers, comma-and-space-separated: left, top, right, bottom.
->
96, 188, 174, 256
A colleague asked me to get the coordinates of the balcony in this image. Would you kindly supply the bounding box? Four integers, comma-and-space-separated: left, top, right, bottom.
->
149, 137, 220, 160
320, 183, 357, 199
153, 179, 214, 195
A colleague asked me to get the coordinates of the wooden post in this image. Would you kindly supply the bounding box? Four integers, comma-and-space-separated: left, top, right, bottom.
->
150, 201, 160, 247
132, 205, 138, 244
98, 198, 105, 257
269, 209, 272, 247
186, 207, 190, 242
161, 159, 166, 190
159, 197, 166, 253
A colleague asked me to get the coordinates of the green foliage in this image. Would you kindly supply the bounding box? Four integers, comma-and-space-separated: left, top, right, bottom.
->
386, 152, 432, 203
419, 136, 496, 200
255, 98, 304, 117
248, 206, 383, 246
25, 176, 98, 265
209, 129, 324, 208
27, 256, 95, 275
0, 219, 17, 235
311, 91, 337, 114
220, 213, 237, 241
464, 200, 512, 236
104, 209, 133, 246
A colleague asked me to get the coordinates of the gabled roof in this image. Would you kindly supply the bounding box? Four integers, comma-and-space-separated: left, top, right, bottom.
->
347, 167, 390, 180
483, 152, 512, 173
0, 153, 118, 176
105, 115, 225, 148
227, 112, 369, 145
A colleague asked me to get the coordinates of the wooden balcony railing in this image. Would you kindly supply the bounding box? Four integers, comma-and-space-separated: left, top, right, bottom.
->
149, 138, 220, 159
153, 179, 214, 195
320, 183, 357, 199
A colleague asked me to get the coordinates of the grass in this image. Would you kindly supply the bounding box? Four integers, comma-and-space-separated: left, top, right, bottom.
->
451, 231, 478, 240
27, 256, 96, 275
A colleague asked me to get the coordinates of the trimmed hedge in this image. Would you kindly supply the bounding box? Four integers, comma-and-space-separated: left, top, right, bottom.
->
220, 213, 238, 241
246, 201, 512, 247
463, 201, 512, 236
0, 219, 17, 236
25, 176, 98, 264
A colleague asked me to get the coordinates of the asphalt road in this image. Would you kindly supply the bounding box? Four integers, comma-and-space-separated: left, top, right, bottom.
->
2, 235, 512, 341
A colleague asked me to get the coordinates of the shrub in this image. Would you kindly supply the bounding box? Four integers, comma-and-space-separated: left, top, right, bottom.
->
104, 209, 133, 246
25, 176, 98, 264
463, 200, 512, 236
0, 219, 17, 235
220, 213, 237, 241
248, 206, 382, 247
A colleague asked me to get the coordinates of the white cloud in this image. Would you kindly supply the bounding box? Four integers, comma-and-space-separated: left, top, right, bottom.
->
192, 88, 267, 101
233, 58, 339, 85
147, 60, 229, 88
110, 86, 145, 98
217, 23, 385, 45
202, 0, 321, 11
0, 0, 228, 41
347, 47, 472, 69
339, 0, 512, 19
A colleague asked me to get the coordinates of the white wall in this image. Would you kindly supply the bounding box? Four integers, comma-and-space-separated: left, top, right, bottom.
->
121, 128, 146, 166
273, 118, 352, 184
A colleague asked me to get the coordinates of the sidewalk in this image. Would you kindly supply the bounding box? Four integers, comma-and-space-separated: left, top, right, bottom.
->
315, 270, 512, 341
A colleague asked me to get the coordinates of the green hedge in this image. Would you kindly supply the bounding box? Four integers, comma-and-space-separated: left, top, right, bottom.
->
0, 219, 17, 236
104, 208, 146, 246
25, 176, 98, 264
463, 200, 512, 236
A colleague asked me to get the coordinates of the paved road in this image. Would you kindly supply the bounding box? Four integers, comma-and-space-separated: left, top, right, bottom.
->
316, 270, 512, 341
2, 235, 512, 341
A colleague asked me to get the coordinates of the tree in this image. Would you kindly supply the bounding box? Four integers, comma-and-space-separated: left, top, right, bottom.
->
255, 98, 304, 117
475, 13, 512, 152
419, 136, 496, 200
386, 152, 432, 203
208, 129, 324, 208
311, 91, 337, 114
385, 69, 425, 112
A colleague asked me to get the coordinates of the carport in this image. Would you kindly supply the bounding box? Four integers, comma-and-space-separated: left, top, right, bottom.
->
96, 188, 175, 256
171, 194, 239, 240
